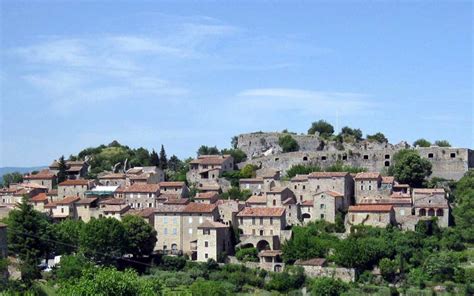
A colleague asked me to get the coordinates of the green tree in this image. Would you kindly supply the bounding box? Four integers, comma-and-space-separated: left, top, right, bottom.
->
58, 267, 159, 295
231, 136, 238, 149
434, 140, 451, 147
278, 134, 299, 152
167, 155, 181, 171
235, 247, 259, 262
308, 120, 334, 137
159, 145, 168, 170
150, 149, 160, 167
265, 266, 305, 293
309, 277, 349, 296
366, 132, 388, 143
52, 219, 85, 255
413, 138, 431, 147
57, 155, 67, 183
197, 145, 220, 156
189, 278, 234, 296
1, 172, 23, 188
122, 214, 157, 257
452, 170, 474, 242
422, 252, 458, 282
80, 217, 127, 265
339, 126, 363, 142
240, 164, 257, 178
390, 149, 432, 187
286, 164, 322, 178
221, 148, 247, 164
379, 258, 398, 282
54, 254, 93, 282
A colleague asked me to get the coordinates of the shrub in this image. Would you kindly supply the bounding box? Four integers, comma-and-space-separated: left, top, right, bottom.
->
278, 134, 299, 152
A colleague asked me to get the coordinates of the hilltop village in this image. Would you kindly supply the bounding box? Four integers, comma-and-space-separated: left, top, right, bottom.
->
0, 125, 473, 294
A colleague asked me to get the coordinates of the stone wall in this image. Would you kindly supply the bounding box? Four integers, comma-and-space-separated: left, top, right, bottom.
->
237, 133, 472, 181
299, 265, 356, 282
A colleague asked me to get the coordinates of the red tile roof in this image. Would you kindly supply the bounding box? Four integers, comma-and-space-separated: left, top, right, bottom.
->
121, 183, 160, 193
30, 193, 48, 202
59, 179, 90, 186
354, 172, 381, 180
75, 197, 98, 205
246, 195, 267, 204
163, 198, 190, 205
196, 192, 218, 199
291, 175, 309, 182
182, 202, 217, 213
47, 189, 58, 196
190, 155, 232, 165
348, 204, 393, 212
237, 207, 285, 217
267, 187, 288, 193
295, 258, 326, 266
159, 181, 185, 187
99, 173, 126, 179
309, 172, 349, 178
57, 196, 81, 205
24, 169, 55, 180
99, 198, 126, 205
301, 200, 314, 206
413, 188, 445, 195
259, 250, 282, 257
198, 220, 228, 229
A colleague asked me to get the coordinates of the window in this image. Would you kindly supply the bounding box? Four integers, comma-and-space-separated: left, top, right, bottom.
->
149, 193, 152, 197
173, 217, 178, 224
320, 214, 325, 219
378, 215, 382, 222
368, 185, 372, 190
303, 185, 306, 190
270, 230, 274, 235
148, 203, 152, 208
137, 203, 141, 208
363, 155, 369, 160
252, 229, 256, 235
360, 185, 363, 190
199, 217, 203, 224
203, 229, 210, 235
270, 217, 273, 225
384, 161, 390, 167
188, 228, 193, 234
400, 209, 405, 216
428, 153, 434, 158
320, 204, 325, 209
172, 228, 177, 235
260, 230, 264, 236
342, 155, 347, 160
260, 218, 263, 225
205, 253, 208, 259
385, 154, 390, 159
163, 217, 168, 224
205, 241, 209, 247
273, 200, 276, 206
294, 185, 297, 189
450, 153, 456, 158
239, 218, 243, 225
252, 217, 255, 225
351, 215, 355, 222
258, 184, 261, 189
188, 217, 193, 224
321, 156, 327, 160
61, 208, 64, 213
275, 158, 279, 161
246, 184, 250, 189
164, 228, 168, 235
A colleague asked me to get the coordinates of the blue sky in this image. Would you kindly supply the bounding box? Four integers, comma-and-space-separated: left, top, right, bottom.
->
0, 1, 472, 167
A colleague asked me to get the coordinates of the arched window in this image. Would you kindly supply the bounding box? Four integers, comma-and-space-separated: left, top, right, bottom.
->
436, 209, 444, 216
419, 209, 426, 216
273, 200, 276, 206
428, 209, 435, 216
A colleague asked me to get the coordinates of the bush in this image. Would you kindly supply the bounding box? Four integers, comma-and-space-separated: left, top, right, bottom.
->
161, 256, 187, 271
279, 134, 299, 152
309, 277, 349, 296
235, 247, 259, 262
308, 120, 334, 137
265, 266, 305, 293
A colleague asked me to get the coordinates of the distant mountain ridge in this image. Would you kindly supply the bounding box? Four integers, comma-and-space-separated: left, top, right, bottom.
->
0, 166, 47, 179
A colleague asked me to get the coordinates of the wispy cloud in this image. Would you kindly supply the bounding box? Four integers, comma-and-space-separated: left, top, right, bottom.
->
236, 88, 374, 116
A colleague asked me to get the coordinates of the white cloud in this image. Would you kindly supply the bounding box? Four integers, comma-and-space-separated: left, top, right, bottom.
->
236, 88, 374, 116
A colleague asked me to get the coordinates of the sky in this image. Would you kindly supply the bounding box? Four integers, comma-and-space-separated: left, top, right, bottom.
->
0, 1, 472, 167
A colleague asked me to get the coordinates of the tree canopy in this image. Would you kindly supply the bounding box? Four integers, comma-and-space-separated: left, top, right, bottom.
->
366, 132, 388, 143
308, 120, 334, 137
278, 134, 299, 152
122, 214, 157, 257
434, 140, 451, 147
1, 172, 23, 188
413, 138, 431, 147
390, 149, 432, 187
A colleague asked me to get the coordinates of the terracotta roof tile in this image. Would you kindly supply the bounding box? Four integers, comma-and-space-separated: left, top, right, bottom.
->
237, 207, 285, 217
267, 187, 288, 193
182, 202, 217, 213
121, 183, 160, 193
196, 192, 218, 199
291, 175, 309, 182
30, 193, 48, 202
75, 197, 98, 205
301, 200, 313, 206
159, 181, 185, 187
354, 172, 381, 180
246, 195, 267, 204
24, 169, 55, 180
47, 189, 58, 196
190, 155, 232, 165
295, 258, 326, 266
348, 204, 393, 212
198, 220, 228, 229
99, 173, 126, 179
163, 198, 190, 205
59, 179, 90, 186
57, 196, 81, 205
99, 198, 126, 205
413, 188, 445, 195
308, 172, 349, 178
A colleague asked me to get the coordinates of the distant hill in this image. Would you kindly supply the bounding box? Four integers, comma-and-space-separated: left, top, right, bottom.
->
0, 166, 47, 180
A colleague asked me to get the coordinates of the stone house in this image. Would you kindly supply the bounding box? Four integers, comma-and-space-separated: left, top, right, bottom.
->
98, 173, 127, 187
46, 190, 59, 202
45, 196, 80, 220
154, 204, 187, 254
359, 197, 413, 223
346, 204, 395, 230
237, 207, 287, 251
216, 199, 245, 227
116, 183, 160, 209
354, 172, 383, 203
187, 155, 234, 184
58, 179, 93, 199
239, 178, 265, 195
300, 200, 314, 224
159, 182, 189, 198
181, 203, 220, 256
23, 169, 57, 191
65, 160, 89, 180
30, 193, 49, 212
196, 220, 232, 262
413, 188, 449, 227
97, 198, 130, 220
75, 197, 100, 222
0, 183, 47, 205
258, 250, 285, 272
194, 192, 219, 204
126, 166, 165, 185
311, 191, 345, 224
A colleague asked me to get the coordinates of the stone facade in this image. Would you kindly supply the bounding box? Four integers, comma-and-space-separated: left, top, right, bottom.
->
187, 155, 234, 185
346, 204, 395, 231
115, 183, 160, 209
196, 220, 232, 262
58, 180, 92, 199
413, 188, 449, 227
237, 132, 473, 181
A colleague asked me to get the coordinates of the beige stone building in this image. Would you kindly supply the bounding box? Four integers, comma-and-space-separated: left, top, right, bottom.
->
237, 207, 288, 251
181, 203, 220, 256
98, 173, 127, 187
196, 220, 232, 262
65, 160, 89, 180
115, 183, 160, 209
159, 181, 189, 198
216, 199, 245, 227
75, 197, 100, 222
413, 188, 449, 227
346, 204, 395, 230
30, 193, 49, 212
354, 172, 383, 203
194, 192, 219, 204
0, 183, 47, 205
58, 179, 92, 199
97, 198, 130, 220
126, 166, 165, 185
312, 191, 345, 223
45, 196, 80, 220
154, 204, 187, 254
187, 155, 234, 185
23, 169, 57, 191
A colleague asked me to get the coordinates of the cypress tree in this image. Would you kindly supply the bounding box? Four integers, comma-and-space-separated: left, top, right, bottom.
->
159, 145, 168, 170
